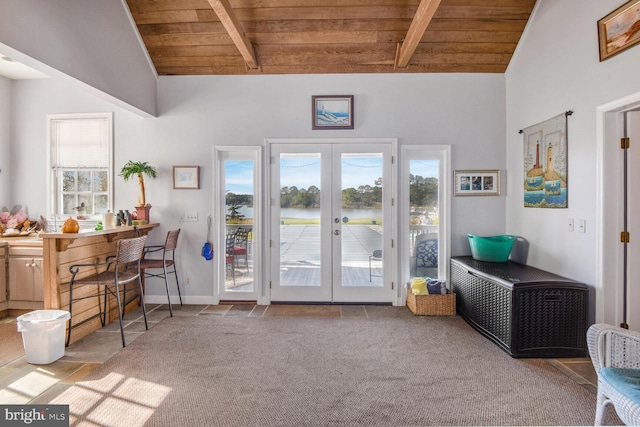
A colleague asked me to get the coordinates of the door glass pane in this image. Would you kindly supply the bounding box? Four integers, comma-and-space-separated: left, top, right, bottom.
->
341, 153, 383, 287
280, 154, 321, 286
225, 160, 254, 291
410, 159, 439, 279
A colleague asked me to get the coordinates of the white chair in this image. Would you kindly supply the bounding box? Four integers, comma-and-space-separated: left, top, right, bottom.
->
587, 323, 640, 425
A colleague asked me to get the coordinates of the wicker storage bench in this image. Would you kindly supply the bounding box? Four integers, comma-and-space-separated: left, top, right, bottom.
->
406, 289, 456, 316
450, 256, 588, 358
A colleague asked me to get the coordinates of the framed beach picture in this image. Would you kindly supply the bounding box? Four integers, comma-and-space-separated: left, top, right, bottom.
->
173, 166, 200, 189
454, 170, 500, 196
598, 0, 640, 61
312, 95, 354, 130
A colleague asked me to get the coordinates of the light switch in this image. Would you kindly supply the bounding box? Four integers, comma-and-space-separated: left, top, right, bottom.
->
567, 219, 574, 232
578, 219, 586, 233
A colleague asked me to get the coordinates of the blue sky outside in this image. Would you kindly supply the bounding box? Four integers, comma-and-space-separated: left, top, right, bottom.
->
225, 161, 254, 194
410, 159, 439, 179
225, 158, 439, 195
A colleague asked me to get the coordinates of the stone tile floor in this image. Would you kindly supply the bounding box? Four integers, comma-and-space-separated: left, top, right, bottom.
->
0, 304, 598, 406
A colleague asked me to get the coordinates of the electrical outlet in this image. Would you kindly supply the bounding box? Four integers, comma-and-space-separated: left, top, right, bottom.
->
185, 276, 191, 284
184, 212, 198, 222
567, 218, 574, 232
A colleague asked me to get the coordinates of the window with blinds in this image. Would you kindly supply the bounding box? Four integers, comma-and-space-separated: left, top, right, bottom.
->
48, 113, 113, 219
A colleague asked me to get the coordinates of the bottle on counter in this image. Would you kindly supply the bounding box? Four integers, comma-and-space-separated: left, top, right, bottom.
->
116, 210, 124, 226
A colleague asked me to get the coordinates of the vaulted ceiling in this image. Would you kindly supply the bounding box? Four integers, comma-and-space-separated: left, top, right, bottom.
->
125, 0, 537, 76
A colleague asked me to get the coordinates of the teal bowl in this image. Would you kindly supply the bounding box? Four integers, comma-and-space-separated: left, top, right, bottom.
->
468, 234, 516, 262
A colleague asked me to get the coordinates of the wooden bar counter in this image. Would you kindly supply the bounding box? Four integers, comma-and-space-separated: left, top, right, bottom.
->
42, 223, 159, 344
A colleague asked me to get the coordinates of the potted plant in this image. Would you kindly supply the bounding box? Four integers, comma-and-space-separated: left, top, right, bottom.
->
119, 161, 158, 222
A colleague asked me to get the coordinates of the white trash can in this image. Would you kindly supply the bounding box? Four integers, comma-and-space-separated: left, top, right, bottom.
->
17, 310, 70, 364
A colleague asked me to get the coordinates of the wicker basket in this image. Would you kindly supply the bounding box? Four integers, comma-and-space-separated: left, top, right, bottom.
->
406, 289, 456, 316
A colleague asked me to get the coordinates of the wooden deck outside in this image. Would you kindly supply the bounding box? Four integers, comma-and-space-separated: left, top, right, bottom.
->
226, 224, 439, 291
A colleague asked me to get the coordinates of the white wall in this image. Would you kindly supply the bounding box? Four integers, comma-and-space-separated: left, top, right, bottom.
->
157, 73, 508, 255
0, 0, 157, 117
506, 0, 640, 320
11, 73, 506, 302
0, 76, 9, 205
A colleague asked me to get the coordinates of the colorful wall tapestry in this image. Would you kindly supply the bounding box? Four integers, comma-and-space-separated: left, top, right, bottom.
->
523, 112, 569, 208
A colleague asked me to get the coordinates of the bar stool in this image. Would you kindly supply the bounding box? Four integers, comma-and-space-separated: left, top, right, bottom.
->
67, 235, 148, 348
140, 229, 183, 317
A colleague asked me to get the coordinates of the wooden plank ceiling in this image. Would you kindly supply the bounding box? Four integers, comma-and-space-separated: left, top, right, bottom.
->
126, 0, 537, 75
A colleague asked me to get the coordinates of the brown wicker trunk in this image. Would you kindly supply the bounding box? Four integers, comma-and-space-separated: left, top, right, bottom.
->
406, 289, 456, 316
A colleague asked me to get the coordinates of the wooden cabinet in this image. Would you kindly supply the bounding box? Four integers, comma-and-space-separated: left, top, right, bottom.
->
8, 245, 43, 304
450, 256, 588, 358
42, 223, 159, 344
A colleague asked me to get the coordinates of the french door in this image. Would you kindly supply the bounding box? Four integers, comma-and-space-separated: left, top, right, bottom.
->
626, 111, 640, 331
269, 141, 394, 303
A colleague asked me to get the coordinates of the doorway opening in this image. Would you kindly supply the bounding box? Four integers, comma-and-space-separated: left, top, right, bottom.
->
597, 92, 640, 331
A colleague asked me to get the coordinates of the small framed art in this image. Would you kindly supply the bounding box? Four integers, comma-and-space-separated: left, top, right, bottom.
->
173, 166, 200, 189
598, 0, 640, 61
312, 95, 354, 130
454, 170, 500, 196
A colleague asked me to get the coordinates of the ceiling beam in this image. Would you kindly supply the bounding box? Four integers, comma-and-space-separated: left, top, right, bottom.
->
395, 0, 442, 69
207, 0, 259, 70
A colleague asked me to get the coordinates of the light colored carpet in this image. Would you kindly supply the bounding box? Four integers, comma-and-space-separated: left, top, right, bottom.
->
0, 321, 24, 366
51, 315, 621, 426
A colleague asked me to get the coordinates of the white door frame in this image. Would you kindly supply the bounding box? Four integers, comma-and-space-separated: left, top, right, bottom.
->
596, 90, 640, 326
400, 145, 452, 302
212, 146, 263, 304
266, 138, 399, 305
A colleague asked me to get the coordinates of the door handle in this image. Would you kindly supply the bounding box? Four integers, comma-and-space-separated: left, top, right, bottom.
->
333, 230, 340, 235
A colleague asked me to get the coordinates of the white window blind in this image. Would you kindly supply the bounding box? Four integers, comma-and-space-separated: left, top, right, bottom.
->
51, 118, 110, 168
47, 113, 113, 221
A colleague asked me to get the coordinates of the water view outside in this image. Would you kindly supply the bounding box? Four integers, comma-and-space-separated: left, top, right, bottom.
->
279, 154, 322, 286
276, 153, 386, 287
410, 159, 440, 279
223, 154, 441, 291
225, 160, 254, 291
341, 154, 384, 287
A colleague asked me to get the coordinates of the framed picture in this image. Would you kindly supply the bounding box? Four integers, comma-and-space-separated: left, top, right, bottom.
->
173, 166, 200, 189
312, 95, 354, 130
454, 170, 500, 196
598, 0, 640, 61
